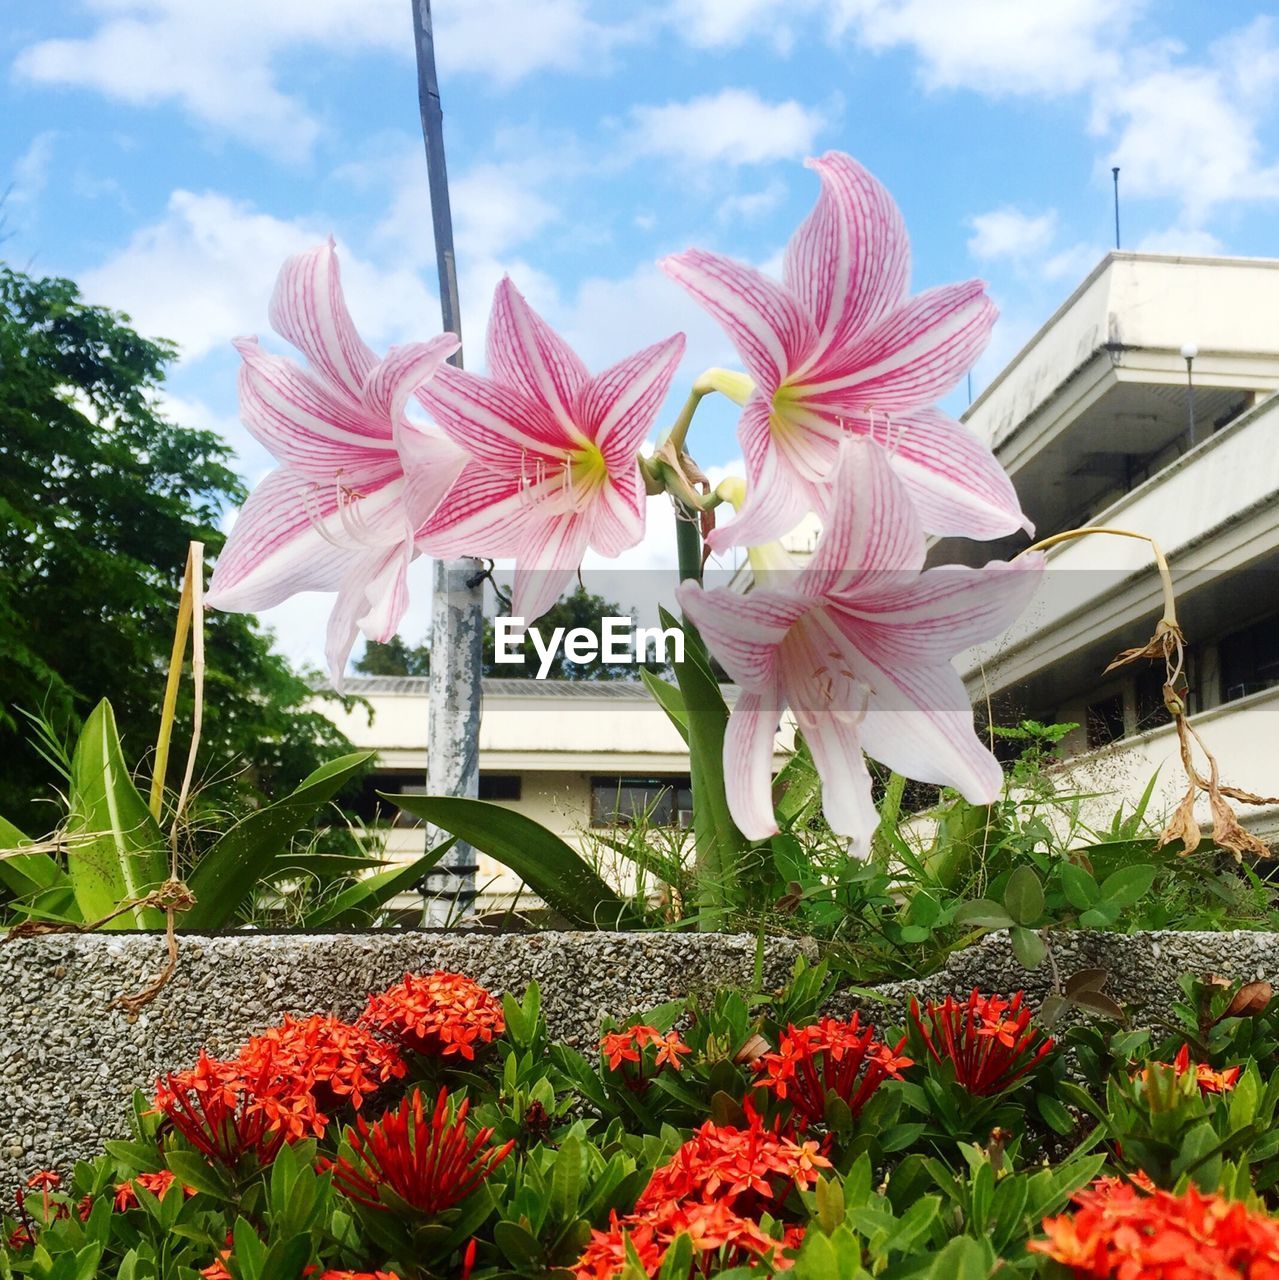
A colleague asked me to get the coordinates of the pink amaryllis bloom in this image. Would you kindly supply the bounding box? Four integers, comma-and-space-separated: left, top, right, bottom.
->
676, 439, 1043, 849
661, 151, 1029, 551
417, 278, 684, 621
206, 241, 464, 683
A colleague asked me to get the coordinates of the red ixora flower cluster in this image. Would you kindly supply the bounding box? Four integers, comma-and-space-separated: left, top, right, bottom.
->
573, 1109, 823, 1280
1030, 1178, 1279, 1277
155, 1015, 406, 1167
754, 1015, 912, 1126
600, 1024, 692, 1089
361, 971, 504, 1060
326, 1088, 514, 1215
113, 1170, 195, 1212
1140, 1044, 1243, 1097
155, 1050, 322, 1168
909, 990, 1054, 1097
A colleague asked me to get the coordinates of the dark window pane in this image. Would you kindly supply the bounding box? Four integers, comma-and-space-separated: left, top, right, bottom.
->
591, 776, 691, 827
479, 774, 522, 801
1134, 666, 1169, 734
1221, 613, 1279, 702
1085, 694, 1125, 749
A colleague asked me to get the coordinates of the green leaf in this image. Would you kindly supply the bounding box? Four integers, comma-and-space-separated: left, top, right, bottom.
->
639, 669, 688, 744
1079, 903, 1121, 929
954, 899, 1014, 930
0, 813, 71, 902
1010, 925, 1046, 969
389, 795, 643, 929
65, 700, 168, 929
181, 751, 374, 931
1037, 1093, 1076, 1135
926, 1236, 993, 1279
1098, 863, 1158, 910
1003, 865, 1044, 926
302, 838, 454, 927
1059, 862, 1099, 911
662, 606, 747, 925
163, 1151, 235, 1201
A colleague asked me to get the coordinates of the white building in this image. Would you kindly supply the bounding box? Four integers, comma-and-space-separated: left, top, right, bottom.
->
954, 252, 1279, 839
325, 675, 794, 912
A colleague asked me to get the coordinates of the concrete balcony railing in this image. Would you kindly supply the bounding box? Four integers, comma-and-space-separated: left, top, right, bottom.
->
963, 390, 1279, 695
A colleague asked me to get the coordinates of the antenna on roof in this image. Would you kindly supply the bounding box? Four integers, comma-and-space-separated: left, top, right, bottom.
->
1112, 167, 1121, 250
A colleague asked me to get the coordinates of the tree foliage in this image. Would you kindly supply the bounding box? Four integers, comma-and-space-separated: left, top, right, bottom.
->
0, 263, 354, 828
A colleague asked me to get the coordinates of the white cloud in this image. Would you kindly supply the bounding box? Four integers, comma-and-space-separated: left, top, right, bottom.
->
9, 131, 58, 207
12, 1, 410, 157
717, 180, 787, 223
665, 0, 816, 51
1092, 24, 1279, 224
78, 189, 437, 362
433, 0, 642, 85
830, 0, 1137, 96
1136, 226, 1227, 256
629, 89, 825, 166
967, 207, 1058, 262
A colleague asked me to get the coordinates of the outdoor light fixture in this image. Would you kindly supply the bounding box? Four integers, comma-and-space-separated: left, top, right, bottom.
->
1181, 342, 1199, 446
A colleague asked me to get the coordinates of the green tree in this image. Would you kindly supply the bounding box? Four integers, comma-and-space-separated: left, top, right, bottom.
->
356, 635, 430, 676
0, 263, 353, 829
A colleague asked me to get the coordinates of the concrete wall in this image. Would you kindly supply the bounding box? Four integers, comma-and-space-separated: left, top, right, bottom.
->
0, 932, 811, 1184
5, 928, 1277, 1187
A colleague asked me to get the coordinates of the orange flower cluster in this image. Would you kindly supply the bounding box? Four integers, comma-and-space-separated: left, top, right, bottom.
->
573, 1110, 823, 1280
315, 1272, 403, 1279
327, 1088, 514, 1215
155, 1014, 405, 1167
754, 1015, 912, 1126
909, 990, 1054, 1097
361, 971, 504, 1060
600, 1024, 692, 1088
112, 1170, 195, 1212
1030, 1178, 1279, 1277
238, 1014, 406, 1114
1140, 1044, 1243, 1097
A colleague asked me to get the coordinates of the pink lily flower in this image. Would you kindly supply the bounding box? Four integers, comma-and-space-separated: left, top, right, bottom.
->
661, 151, 1030, 551
206, 241, 464, 683
417, 278, 684, 621
676, 439, 1043, 850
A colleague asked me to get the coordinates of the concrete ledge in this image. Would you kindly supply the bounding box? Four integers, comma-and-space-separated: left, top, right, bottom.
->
4, 928, 1277, 1186
841, 929, 1279, 1026
0, 931, 811, 1183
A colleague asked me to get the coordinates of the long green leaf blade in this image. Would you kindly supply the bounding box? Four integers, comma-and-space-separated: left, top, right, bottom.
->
661, 606, 746, 926
65, 700, 168, 930
182, 751, 374, 931
304, 838, 455, 927
388, 795, 644, 929
0, 813, 71, 900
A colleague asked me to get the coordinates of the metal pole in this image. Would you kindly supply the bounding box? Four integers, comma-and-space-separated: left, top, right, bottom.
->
1186, 356, 1197, 447
1112, 167, 1121, 250
411, 0, 483, 924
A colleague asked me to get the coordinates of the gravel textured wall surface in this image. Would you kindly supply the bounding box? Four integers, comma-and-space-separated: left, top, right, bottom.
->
0, 931, 811, 1184
4, 928, 1278, 1185
839, 929, 1279, 1025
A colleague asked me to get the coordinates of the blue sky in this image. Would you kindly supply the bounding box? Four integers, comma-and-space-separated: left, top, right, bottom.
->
6, 0, 1279, 667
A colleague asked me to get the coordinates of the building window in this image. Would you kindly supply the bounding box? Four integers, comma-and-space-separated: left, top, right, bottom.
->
479, 774, 522, 801
1133, 665, 1169, 735
1085, 693, 1125, 749
1220, 613, 1279, 702
591, 776, 693, 827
